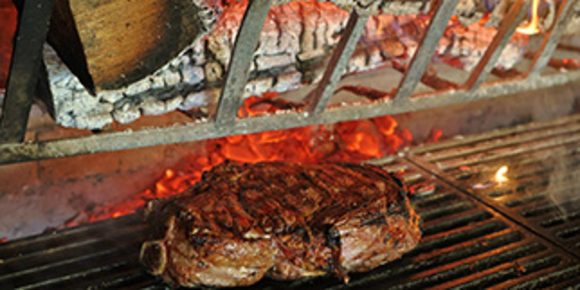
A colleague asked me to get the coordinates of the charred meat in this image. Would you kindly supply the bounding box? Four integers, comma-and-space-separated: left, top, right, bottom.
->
140, 162, 421, 287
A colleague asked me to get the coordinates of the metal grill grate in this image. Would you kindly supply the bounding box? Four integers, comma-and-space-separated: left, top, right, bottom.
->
1, 155, 579, 289
409, 114, 580, 260
1, 0, 580, 165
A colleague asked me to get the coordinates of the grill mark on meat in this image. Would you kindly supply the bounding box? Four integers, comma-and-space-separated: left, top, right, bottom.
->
141, 162, 421, 287
330, 165, 383, 200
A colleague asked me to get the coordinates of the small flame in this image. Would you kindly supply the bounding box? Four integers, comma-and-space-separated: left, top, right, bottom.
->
495, 166, 509, 183
517, 0, 541, 35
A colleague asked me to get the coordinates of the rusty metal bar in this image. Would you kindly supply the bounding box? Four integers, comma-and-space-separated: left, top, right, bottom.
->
1, 69, 579, 165
463, 0, 529, 92
306, 11, 369, 114
527, 0, 575, 77
0, 0, 54, 144
214, 0, 272, 127
393, 0, 460, 102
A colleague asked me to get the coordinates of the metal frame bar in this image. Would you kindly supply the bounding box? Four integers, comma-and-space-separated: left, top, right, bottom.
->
463, 0, 529, 92
526, 0, 575, 77
306, 11, 369, 114
393, 0, 460, 102
0, 0, 54, 143
1, 69, 579, 165
214, 0, 273, 126
0, 0, 579, 165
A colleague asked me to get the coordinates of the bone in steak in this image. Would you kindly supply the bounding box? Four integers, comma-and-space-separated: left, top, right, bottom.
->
140, 162, 421, 287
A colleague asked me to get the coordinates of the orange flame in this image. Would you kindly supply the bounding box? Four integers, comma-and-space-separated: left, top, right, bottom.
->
517, 0, 541, 35
85, 96, 417, 223
495, 165, 509, 183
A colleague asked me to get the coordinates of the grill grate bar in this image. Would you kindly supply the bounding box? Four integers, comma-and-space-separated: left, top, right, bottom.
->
0, 214, 142, 259
423, 120, 580, 164
0, 224, 147, 274
214, 0, 272, 126
432, 133, 580, 171
412, 115, 580, 155
422, 210, 492, 236
410, 114, 580, 262
1, 156, 578, 289
0, 243, 140, 288
445, 253, 565, 290
463, 0, 529, 92
306, 11, 369, 114
526, 0, 577, 77
393, 0, 460, 101
507, 265, 580, 290
385, 242, 547, 290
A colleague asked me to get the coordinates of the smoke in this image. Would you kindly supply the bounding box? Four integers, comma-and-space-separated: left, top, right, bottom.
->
542, 145, 580, 219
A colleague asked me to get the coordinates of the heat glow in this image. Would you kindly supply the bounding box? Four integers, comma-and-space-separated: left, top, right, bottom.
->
495, 165, 509, 183
81, 95, 414, 224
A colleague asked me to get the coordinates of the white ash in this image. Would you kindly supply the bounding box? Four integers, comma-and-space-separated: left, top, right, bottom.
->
272, 71, 303, 92
255, 54, 296, 71
182, 65, 204, 85
165, 95, 185, 112
179, 90, 214, 111
44, 45, 116, 129
244, 77, 274, 98
113, 105, 141, 124
150, 76, 165, 90
124, 77, 151, 96
204, 62, 224, 83
139, 99, 167, 116
44, 1, 525, 130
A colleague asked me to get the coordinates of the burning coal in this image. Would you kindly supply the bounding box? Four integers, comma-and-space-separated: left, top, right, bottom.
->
71, 95, 412, 226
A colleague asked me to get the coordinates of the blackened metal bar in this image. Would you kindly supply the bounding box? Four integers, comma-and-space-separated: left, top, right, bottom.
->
306, 11, 369, 114
214, 0, 272, 126
527, 0, 575, 77
393, 0, 460, 101
464, 0, 529, 92
0, 0, 54, 144
1, 69, 579, 166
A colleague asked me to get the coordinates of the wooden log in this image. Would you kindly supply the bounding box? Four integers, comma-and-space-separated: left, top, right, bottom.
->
43, 0, 516, 94
47, 0, 219, 92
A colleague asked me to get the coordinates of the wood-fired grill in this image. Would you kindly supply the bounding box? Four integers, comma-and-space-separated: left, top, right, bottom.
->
1, 0, 580, 164
1, 0, 580, 289
3, 115, 580, 289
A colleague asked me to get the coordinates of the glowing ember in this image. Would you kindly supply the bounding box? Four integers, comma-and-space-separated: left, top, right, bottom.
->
517, 0, 541, 35
0, 0, 18, 87
495, 165, 509, 183
84, 95, 415, 223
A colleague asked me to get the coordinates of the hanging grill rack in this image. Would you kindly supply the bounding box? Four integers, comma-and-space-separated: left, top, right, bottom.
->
0, 0, 579, 165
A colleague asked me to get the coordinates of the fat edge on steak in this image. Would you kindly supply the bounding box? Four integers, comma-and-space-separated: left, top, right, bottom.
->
140, 162, 421, 287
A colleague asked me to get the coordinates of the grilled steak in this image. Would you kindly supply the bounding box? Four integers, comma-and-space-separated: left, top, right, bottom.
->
140, 162, 421, 287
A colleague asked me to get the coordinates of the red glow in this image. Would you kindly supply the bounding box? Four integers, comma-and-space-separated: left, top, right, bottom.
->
428, 128, 443, 143
0, 0, 18, 88
86, 96, 416, 223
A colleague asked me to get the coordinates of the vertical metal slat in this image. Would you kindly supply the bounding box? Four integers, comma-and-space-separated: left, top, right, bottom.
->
0, 0, 54, 144
306, 11, 369, 114
464, 0, 529, 92
527, 0, 575, 77
393, 0, 460, 102
214, 0, 272, 127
